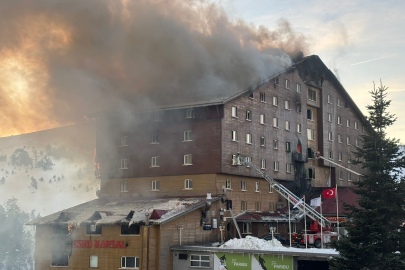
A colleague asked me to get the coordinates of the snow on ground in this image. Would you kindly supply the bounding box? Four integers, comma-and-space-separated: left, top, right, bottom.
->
220, 236, 339, 254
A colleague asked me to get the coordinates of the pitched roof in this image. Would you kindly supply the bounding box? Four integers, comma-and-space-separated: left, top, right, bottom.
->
236, 209, 304, 223
28, 196, 220, 226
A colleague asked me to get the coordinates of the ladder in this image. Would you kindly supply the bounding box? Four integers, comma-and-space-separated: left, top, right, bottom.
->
229, 208, 242, 238
235, 154, 331, 228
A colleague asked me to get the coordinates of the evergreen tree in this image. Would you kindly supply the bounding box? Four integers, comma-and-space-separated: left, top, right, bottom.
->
10, 149, 32, 167
331, 82, 405, 269
37, 155, 54, 171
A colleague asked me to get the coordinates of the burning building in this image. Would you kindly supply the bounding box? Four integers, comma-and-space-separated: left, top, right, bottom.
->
29, 55, 368, 269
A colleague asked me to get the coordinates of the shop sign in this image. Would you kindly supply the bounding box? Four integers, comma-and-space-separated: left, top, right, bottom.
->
203, 224, 212, 230
214, 253, 293, 270
73, 240, 126, 249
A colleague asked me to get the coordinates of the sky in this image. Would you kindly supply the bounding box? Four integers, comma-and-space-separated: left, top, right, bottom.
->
219, 0, 405, 141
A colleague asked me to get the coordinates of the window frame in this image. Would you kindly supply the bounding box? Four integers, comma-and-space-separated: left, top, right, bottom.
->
226, 179, 232, 189
328, 113, 332, 122
307, 109, 314, 121
260, 92, 266, 102
296, 83, 301, 93
272, 96, 278, 106
308, 89, 317, 102
183, 131, 192, 142
241, 180, 247, 191
296, 123, 302, 133
285, 100, 290, 110
273, 117, 278, 128
231, 130, 238, 141
286, 142, 291, 152
307, 128, 315, 140
328, 132, 333, 141
246, 110, 252, 121
261, 159, 266, 170
286, 163, 293, 173
121, 256, 139, 269
90, 255, 98, 268
231, 106, 238, 118
260, 136, 266, 147
273, 139, 279, 149
260, 114, 265, 125
274, 161, 279, 171
151, 156, 159, 167
338, 153, 342, 161
327, 94, 332, 104
183, 154, 193, 165
184, 179, 193, 190
151, 134, 159, 144
246, 133, 252, 144
308, 168, 316, 179
285, 120, 290, 131
151, 180, 160, 191
337, 116, 342, 125
241, 201, 247, 211
285, 79, 290, 89
255, 182, 260, 192
186, 109, 195, 119
255, 201, 261, 211
242, 222, 252, 234
120, 136, 128, 147
120, 182, 128, 192
120, 159, 128, 169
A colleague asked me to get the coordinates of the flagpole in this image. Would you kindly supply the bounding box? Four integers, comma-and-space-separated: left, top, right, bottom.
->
304, 195, 307, 249
336, 184, 339, 240
320, 194, 323, 249
288, 199, 292, 247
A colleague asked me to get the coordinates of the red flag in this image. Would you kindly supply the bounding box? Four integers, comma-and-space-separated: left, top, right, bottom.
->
322, 188, 336, 199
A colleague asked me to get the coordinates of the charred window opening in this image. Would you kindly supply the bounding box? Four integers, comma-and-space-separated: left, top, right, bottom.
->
86, 224, 102, 235
51, 225, 72, 267
308, 148, 315, 158
121, 224, 140, 235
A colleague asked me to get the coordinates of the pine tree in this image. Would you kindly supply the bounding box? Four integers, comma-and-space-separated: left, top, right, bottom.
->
331, 82, 405, 269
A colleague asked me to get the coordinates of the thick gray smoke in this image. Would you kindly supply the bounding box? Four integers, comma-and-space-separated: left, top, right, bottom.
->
0, 0, 308, 136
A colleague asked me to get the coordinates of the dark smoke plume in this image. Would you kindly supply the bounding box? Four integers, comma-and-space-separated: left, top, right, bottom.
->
0, 0, 308, 136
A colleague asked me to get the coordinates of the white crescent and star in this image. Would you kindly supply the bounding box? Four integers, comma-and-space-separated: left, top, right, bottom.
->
327, 190, 334, 196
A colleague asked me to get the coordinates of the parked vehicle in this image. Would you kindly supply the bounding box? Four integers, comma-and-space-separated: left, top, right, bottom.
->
261, 234, 288, 245
291, 221, 338, 248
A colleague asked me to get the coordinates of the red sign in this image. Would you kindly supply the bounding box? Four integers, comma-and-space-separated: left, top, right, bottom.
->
326, 217, 347, 222
73, 240, 126, 249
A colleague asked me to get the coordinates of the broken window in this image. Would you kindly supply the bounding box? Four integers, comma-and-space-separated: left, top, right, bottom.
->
260, 136, 265, 146
307, 109, 314, 120
307, 148, 315, 159
51, 225, 71, 267
121, 224, 140, 235
308, 89, 317, 101
307, 168, 315, 179
86, 224, 102, 235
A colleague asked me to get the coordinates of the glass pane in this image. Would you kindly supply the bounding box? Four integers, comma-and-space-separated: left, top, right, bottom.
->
126, 257, 135, 267
191, 261, 200, 266
122, 257, 125, 267
201, 261, 210, 267
90, 256, 98, 267
201, 256, 210, 261
191, 255, 200, 260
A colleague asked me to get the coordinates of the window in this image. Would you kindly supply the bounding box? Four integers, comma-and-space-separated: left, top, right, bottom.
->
241, 180, 246, 191
354, 121, 358, 129
269, 184, 273, 193
151, 134, 159, 144
151, 156, 159, 167
307, 129, 314, 140
183, 154, 193, 165
308, 168, 315, 179
184, 131, 192, 141
154, 112, 162, 121
338, 134, 342, 143
231, 130, 237, 141
260, 92, 266, 102
338, 152, 342, 161
286, 163, 293, 173
296, 102, 302, 113
297, 143, 302, 153
285, 79, 290, 89
246, 110, 252, 121
120, 136, 128, 147
362, 125, 365, 132
255, 182, 260, 192
328, 132, 333, 141
347, 137, 350, 145
348, 154, 351, 163
260, 114, 265, 124
249, 92, 254, 99
242, 222, 252, 234
121, 256, 139, 269
121, 159, 128, 169
87, 224, 102, 235
186, 109, 194, 119
328, 113, 332, 122
275, 77, 279, 85
348, 172, 352, 181
272, 96, 278, 106
273, 117, 278, 127
226, 179, 232, 189
296, 123, 302, 133
285, 100, 290, 110
286, 142, 291, 152
255, 201, 261, 211
121, 224, 140, 235
273, 139, 278, 149
260, 136, 266, 146
246, 133, 252, 144
327, 94, 332, 104
347, 119, 350, 127
269, 202, 275, 212
337, 98, 341, 107
261, 159, 266, 169
307, 109, 314, 120
308, 89, 317, 101
152, 180, 160, 191
274, 161, 279, 171
308, 148, 315, 159
285, 120, 290, 130
120, 182, 128, 192
184, 179, 193, 189
231, 106, 237, 117
296, 83, 301, 93
337, 116, 342, 125
329, 151, 333, 159
241, 201, 247, 211
245, 156, 252, 167
90, 255, 98, 268
339, 171, 343, 180
344, 102, 349, 109
355, 139, 359, 147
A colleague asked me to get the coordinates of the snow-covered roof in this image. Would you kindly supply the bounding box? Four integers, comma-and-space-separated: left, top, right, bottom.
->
236, 209, 304, 223
28, 196, 220, 227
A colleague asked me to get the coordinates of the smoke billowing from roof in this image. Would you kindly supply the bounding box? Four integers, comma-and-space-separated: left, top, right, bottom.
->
0, 0, 308, 136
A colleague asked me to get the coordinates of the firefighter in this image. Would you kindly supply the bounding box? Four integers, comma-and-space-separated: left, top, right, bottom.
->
296, 231, 304, 248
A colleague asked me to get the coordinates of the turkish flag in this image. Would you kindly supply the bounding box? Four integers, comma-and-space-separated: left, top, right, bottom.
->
322, 188, 336, 199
